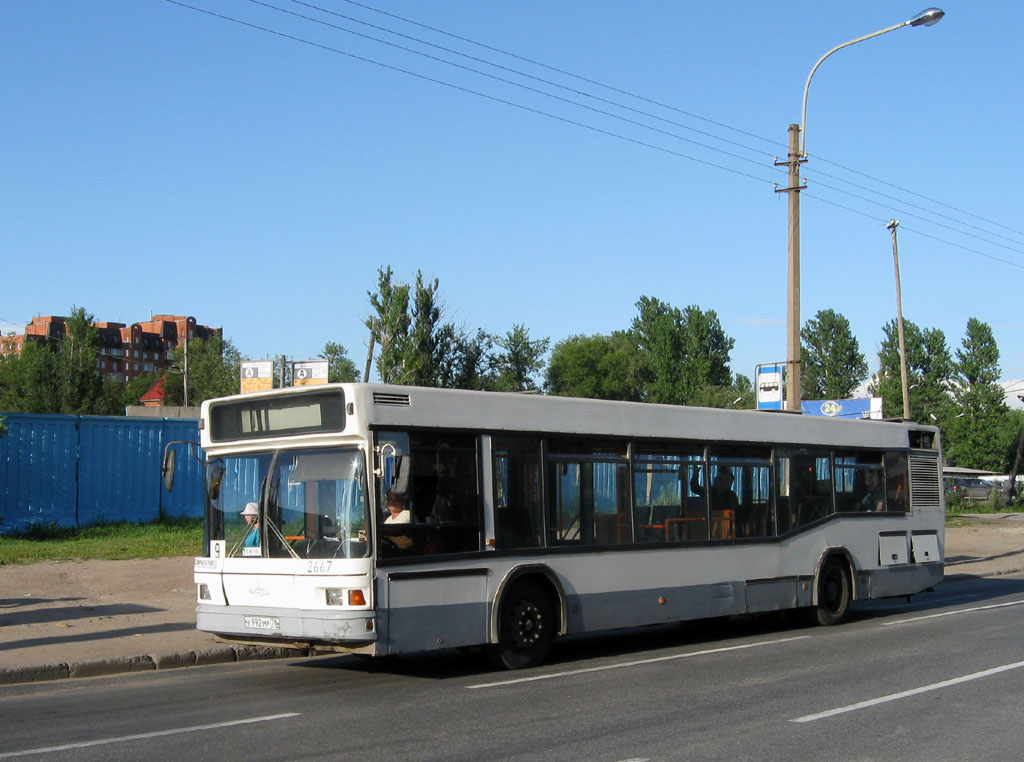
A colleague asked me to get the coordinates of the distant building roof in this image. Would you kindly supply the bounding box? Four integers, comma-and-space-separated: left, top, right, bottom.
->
139, 376, 166, 406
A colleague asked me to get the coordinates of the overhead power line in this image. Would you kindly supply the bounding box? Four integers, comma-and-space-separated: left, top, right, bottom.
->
243, 0, 778, 174
162, 0, 1023, 273
332, 0, 786, 153
163, 0, 780, 187
270, 0, 776, 163
335, 0, 1023, 251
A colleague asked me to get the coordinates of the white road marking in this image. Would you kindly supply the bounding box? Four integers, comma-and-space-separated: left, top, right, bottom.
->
467, 635, 809, 689
0, 713, 300, 759
881, 598, 1024, 626
792, 660, 1024, 723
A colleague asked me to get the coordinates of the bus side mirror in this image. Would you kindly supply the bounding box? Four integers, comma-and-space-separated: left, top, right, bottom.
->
162, 440, 205, 494
162, 447, 177, 492
391, 455, 410, 495
208, 461, 225, 501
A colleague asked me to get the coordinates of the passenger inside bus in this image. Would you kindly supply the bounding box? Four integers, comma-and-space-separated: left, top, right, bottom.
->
690, 470, 739, 512
384, 491, 411, 524
240, 502, 260, 548
381, 491, 414, 552
856, 470, 885, 512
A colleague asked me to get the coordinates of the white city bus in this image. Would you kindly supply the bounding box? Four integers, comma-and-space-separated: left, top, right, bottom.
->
177, 383, 944, 669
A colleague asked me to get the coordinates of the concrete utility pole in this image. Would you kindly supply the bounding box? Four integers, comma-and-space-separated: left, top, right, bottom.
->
888, 220, 911, 420
779, 124, 803, 410
779, 8, 944, 413
183, 335, 189, 409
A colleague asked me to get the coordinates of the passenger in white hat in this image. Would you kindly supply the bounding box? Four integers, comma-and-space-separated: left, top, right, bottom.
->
241, 502, 260, 548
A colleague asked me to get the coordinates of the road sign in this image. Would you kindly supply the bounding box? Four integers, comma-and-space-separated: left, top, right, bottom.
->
292, 360, 328, 387
756, 363, 785, 410
240, 360, 274, 394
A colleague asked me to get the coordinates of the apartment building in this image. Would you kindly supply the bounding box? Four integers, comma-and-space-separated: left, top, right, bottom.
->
1, 314, 220, 383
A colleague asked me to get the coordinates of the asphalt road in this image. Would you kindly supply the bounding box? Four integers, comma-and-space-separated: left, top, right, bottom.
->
2, 573, 1023, 762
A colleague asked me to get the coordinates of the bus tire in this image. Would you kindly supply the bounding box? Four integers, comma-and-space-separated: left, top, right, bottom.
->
813, 557, 851, 626
491, 581, 554, 670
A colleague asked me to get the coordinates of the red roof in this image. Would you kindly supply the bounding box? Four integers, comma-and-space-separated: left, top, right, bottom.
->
139, 376, 166, 405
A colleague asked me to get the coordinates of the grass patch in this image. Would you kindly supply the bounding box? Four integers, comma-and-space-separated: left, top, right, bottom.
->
0, 517, 203, 565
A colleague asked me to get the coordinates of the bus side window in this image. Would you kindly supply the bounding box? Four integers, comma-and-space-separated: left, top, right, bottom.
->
407, 432, 481, 555
494, 437, 544, 550
885, 453, 909, 512
777, 448, 831, 529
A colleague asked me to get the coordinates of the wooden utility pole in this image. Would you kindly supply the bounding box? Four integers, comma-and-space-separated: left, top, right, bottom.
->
363, 320, 376, 383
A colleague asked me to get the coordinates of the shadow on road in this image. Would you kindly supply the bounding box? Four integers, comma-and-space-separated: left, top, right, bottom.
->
289, 574, 1024, 681
0, 603, 164, 627
0, 621, 197, 652
289, 615, 811, 682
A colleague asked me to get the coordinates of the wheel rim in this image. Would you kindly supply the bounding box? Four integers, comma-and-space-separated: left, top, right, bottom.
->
509, 599, 544, 649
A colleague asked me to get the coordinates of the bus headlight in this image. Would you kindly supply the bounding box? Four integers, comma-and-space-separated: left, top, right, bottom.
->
326, 588, 367, 606
198, 583, 211, 600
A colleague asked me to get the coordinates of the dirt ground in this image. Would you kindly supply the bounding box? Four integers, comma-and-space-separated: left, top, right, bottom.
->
944, 514, 1024, 576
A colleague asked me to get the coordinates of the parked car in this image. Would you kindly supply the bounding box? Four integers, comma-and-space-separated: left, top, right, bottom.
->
944, 477, 993, 502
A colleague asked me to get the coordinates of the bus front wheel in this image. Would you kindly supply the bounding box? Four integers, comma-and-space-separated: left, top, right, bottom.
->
491, 581, 554, 670
812, 558, 851, 626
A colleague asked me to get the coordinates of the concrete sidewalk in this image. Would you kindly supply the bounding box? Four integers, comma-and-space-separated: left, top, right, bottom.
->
2, 517, 1022, 686
0, 556, 310, 685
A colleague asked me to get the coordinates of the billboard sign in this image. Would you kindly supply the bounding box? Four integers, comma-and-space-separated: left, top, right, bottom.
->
801, 397, 882, 420
240, 360, 274, 394
292, 360, 329, 387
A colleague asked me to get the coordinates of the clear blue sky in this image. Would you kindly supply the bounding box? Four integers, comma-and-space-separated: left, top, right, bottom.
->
4, 2, 1022, 396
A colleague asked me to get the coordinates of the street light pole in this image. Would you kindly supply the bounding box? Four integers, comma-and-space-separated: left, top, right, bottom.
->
780, 8, 944, 412
887, 219, 911, 420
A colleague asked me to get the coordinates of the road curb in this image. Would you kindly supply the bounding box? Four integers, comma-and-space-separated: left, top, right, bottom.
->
0, 645, 310, 687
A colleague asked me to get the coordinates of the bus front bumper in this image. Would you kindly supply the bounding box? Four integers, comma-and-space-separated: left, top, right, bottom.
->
196, 604, 378, 653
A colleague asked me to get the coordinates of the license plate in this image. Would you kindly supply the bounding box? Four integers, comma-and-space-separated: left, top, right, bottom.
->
244, 616, 280, 631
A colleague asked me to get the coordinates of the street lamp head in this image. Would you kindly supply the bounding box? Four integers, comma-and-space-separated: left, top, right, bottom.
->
909, 8, 944, 27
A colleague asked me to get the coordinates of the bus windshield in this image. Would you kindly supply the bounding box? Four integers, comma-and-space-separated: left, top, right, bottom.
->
208, 447, 369, 560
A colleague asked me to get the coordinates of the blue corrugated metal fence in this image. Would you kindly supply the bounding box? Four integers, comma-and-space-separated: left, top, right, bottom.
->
0, 413, 204, 534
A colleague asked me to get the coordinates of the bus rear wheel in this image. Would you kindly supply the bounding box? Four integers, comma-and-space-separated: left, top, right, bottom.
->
491, 581, 554, 670
812, 558, 851, 626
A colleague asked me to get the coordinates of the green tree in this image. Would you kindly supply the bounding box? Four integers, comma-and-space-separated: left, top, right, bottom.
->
366, 266, 412, 384
0, 307, 118, 415
60, 307, 112, 415
945, 318, 1013, 471
163, 334, 241, 406
869, 319, 954, 424
319, 342, 359, 383
366, 267, 509, 390
442, 329, 495, 391
545, 332, 642, 401
491, 324, 549, 392
631, 297, 733, 405
800, 309, 868, 400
